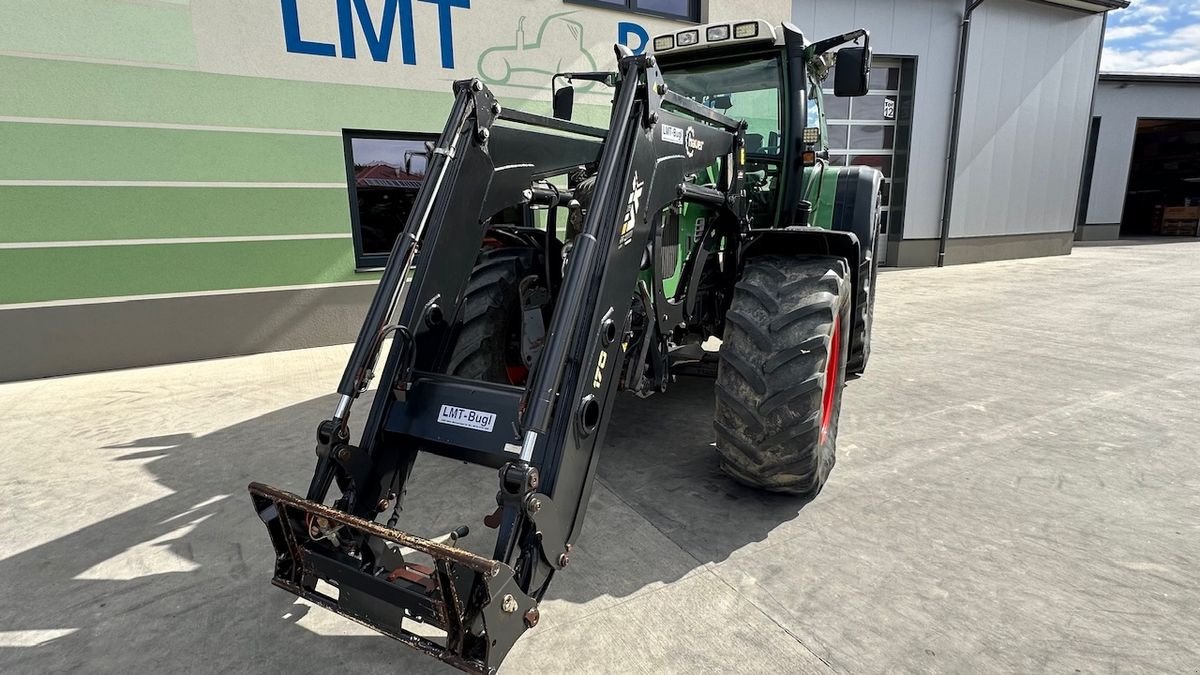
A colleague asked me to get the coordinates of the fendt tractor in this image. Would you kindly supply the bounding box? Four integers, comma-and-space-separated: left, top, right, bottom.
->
249, 19, 882, 673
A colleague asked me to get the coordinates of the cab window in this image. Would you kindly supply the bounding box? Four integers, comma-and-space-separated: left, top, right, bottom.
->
661, 55, 785, 227
661, 55, 783, 156
806, 77, 828, 150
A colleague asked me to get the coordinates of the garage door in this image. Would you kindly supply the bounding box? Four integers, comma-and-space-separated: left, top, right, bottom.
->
823, 58, 906, 263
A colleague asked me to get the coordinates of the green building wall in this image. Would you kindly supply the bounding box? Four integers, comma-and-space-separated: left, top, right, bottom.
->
0, 53, 453, 380
0, 0, 786, 381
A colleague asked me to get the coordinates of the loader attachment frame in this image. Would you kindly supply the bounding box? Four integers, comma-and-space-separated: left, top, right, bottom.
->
249, 53, 745, 673
249, 482, 531, 673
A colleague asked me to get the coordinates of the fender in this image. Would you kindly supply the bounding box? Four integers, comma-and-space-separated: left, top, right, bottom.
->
830, 165, 884, 267
741, 226, 860, 263
740, 226, 863, 354
829, 165, 883, 370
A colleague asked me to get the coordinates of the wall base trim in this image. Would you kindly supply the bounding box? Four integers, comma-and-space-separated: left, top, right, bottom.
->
0, 284, 375, 382
1075, 223, 1122, 241
886, 231, 1075, 267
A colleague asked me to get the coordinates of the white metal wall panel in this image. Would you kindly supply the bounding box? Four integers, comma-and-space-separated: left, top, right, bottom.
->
949, 0, 1103, 237
1087, 81, 1200, 226
792, 0, 962, 239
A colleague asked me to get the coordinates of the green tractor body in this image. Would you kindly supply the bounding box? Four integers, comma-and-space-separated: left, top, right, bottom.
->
643, 20, 883, 376
246, 19, 884, 674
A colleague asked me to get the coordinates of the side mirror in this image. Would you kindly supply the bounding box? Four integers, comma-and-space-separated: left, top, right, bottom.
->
553, 85, 575, 121
834, 46, 872, 97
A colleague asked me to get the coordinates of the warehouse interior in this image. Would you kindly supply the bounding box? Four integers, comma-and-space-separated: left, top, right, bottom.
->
1082, 73, 1200, 243
1119, 119, 1200, 238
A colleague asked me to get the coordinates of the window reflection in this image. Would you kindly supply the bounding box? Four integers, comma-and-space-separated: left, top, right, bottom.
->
868, 67, 900, 91
827, 124, 849, 149
847, 154, 893, 177
823, 94, 850, 120
347, 135, 433, 261
849, 125, 895, 150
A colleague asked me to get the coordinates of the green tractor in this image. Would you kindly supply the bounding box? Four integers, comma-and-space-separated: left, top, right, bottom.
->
543, 20, 883, 494
249, 19, 882, 674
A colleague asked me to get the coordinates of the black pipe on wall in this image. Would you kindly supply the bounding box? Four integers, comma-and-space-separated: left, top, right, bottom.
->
938, 0, 988, 267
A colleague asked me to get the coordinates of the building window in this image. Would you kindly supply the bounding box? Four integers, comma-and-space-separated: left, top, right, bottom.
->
343, 130, 437, 269
565, 0, 701, 23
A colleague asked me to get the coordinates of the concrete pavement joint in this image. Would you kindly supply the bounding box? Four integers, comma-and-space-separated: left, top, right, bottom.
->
708, 569, 840, 672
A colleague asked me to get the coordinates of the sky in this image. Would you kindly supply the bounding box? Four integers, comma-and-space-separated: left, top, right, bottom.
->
1101, 1, 1200, 74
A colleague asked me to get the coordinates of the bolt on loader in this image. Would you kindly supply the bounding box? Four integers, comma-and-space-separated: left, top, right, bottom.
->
249, 19, 882, 674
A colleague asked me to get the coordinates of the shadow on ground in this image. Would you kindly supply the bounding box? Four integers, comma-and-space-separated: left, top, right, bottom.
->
0, 376, 812, 673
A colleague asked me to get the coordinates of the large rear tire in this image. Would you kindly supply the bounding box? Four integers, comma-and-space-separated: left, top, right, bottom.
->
832, 167, 883, 376
846, 237, 878, 376
714, 255, 851, 497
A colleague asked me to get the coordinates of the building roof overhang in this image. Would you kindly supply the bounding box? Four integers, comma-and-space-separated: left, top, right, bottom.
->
1100, 72, 1200, 86
1029, 0, 1129, 13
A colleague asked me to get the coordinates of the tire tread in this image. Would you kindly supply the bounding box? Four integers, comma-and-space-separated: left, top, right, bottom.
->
714, 255, 851, 497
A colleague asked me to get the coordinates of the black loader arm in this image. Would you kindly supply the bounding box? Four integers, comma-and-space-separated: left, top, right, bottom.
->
248, 53, 744, 674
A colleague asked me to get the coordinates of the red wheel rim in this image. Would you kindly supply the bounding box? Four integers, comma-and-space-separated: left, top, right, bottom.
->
819, 315, 842, 445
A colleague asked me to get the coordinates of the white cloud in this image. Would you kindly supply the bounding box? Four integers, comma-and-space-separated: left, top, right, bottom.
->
1106, 25, 1157, 40
1103, 3, 1200, 75
1148, 23, 1200, 48
1149, 60, 1200, 73
1113, 2, 1171, 25
1102, 47, 1199, 72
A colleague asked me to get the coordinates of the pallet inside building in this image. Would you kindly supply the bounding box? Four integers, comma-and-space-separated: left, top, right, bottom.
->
1159, 206, 1200, 237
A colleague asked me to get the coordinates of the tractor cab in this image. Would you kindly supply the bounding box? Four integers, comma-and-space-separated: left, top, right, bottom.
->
548, 20, 878, 363
649, 20, 873, 228
551, 20, 871, 230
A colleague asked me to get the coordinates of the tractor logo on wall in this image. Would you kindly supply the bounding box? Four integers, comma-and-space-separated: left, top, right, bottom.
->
477, 13, 599, 90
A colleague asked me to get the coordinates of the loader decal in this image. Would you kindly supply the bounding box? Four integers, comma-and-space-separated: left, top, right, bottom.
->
593, 350, 608, 389
661, 123, 685, 145
684, 126, 704, 158
618, 172, 644, 249
437, 404, 497, 432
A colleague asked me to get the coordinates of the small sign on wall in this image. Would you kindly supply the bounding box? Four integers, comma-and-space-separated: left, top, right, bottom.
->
883, 96, 897, 121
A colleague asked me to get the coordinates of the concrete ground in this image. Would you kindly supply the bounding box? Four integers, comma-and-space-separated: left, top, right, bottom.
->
2, 240, 1199, 674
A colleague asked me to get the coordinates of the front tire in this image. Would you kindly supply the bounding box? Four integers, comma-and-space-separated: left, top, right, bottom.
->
714, 255, 851, 498
447, 248, 538, 385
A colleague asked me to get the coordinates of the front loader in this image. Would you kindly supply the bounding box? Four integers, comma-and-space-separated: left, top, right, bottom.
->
249, 19, 882, 673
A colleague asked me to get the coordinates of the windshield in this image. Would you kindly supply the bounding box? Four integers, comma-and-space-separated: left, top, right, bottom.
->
661, 55, 783, 156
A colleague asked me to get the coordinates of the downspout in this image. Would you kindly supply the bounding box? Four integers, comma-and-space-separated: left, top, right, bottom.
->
1071, 11, 1109, 238
938, 0, 988, 267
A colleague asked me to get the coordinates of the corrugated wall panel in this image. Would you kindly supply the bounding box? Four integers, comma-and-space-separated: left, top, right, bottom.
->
0, 123, 345, 182
0, 56, 455, 132
0, 187, 351, 242
950, 0, 1103, 238
0, 239, 365, 305
793, 0, 960, 240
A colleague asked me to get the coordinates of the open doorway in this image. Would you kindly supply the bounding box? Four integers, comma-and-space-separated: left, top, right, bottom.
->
1120, 119, 1200, 237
